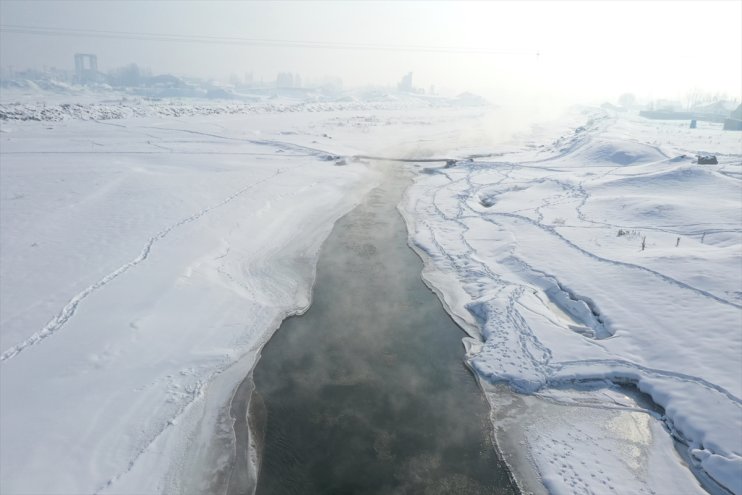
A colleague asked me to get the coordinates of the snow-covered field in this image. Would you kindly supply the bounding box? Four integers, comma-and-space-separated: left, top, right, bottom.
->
0, 92, 495, 494
0, 120, 376, 495
1, 88, 740, 495
0, 84, 485, 122
402, 110, 742, 494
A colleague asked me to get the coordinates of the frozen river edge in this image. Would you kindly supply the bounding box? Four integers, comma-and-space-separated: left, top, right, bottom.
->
221, 162, 519, 494
398, 111, 741, 494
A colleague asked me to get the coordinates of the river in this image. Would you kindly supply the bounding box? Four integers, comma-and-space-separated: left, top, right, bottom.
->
238, 163, 518, 494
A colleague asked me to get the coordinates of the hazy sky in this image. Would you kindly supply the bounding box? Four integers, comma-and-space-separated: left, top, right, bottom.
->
1, 1, 740, 103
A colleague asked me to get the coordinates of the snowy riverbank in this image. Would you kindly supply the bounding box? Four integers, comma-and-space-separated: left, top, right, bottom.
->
0, 115, 380, 494
401, 108, 742, 494
0, 95, 496, 493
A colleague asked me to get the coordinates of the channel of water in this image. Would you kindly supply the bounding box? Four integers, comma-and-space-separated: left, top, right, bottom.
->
230, 163, 519, 494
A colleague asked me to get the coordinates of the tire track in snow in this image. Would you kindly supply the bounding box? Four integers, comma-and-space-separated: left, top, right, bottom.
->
0, 169, 285, 363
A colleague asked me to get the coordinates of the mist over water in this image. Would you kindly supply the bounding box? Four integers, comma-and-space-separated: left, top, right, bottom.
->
249, 163, 518, 494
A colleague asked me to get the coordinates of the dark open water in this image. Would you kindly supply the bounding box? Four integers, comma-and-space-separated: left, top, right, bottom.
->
250, 166, 518, 495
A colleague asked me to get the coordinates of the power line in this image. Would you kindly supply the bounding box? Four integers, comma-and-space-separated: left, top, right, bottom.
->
0, 24, 537, 56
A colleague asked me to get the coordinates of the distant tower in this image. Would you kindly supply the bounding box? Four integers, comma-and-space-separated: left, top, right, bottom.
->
74, 53, 98, 84
397, 72, 413, 92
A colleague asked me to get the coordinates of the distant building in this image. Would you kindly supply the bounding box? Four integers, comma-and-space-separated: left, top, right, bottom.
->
723, 104, 742, 131
74, 53, 100, 84
692, 100, 738, 116
640, 99, 739, 124
397, 72, 413, 92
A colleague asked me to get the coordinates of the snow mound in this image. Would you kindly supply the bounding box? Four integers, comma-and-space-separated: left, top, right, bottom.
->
568, 139, 667, 166
586, 165, 741, 228
602, 166, 736, 192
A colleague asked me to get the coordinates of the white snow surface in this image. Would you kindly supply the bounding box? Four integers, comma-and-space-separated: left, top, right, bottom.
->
0, 91, 498, 494
0, 120, 373, 494
403, 110, 742, 494
0, 85, 483, 122
3, 86, 741, 495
